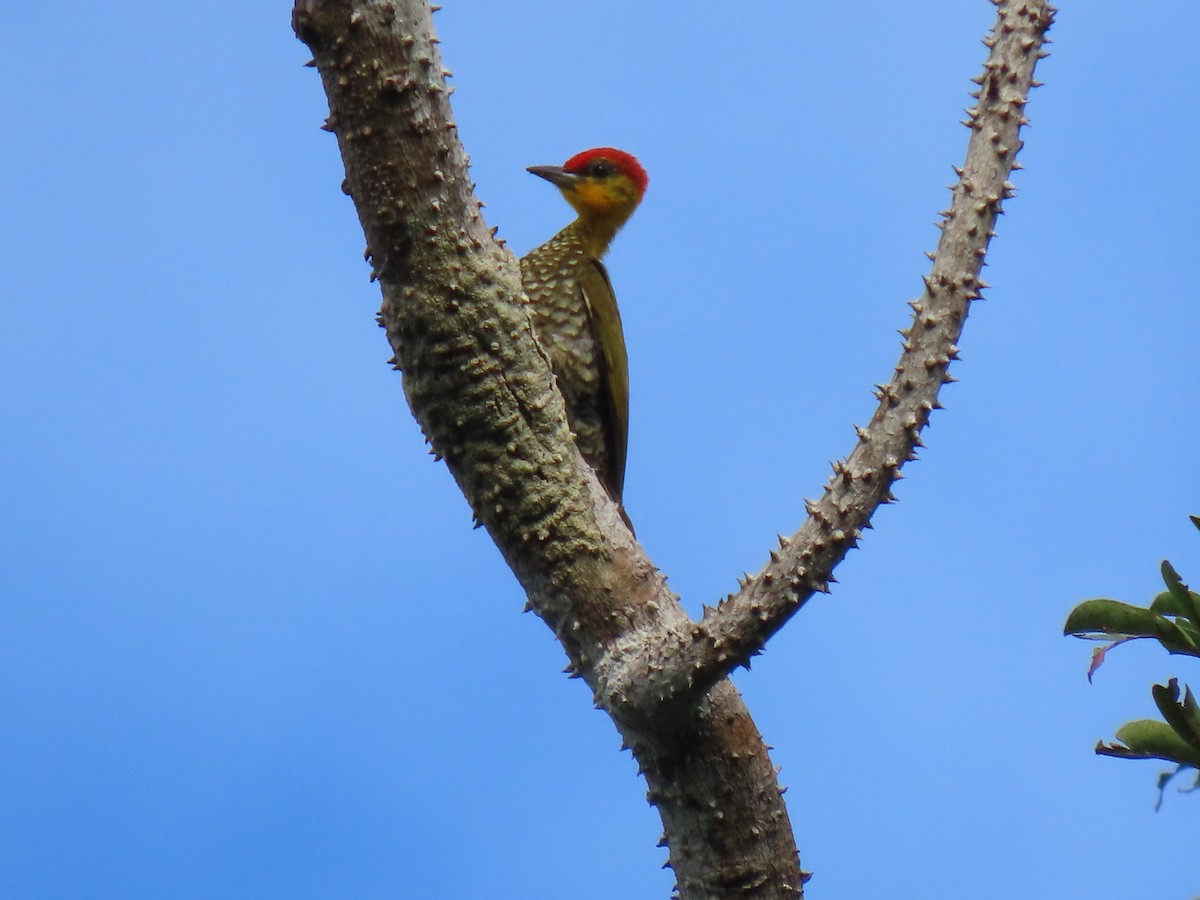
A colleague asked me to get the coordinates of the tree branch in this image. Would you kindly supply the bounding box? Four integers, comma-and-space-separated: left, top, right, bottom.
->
291, 0, 1054, 896
602, 0, 1056, 715
293, 0, 801, 894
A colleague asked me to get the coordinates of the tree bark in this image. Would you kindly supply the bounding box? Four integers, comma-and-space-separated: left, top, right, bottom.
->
291, 1, 1054, 895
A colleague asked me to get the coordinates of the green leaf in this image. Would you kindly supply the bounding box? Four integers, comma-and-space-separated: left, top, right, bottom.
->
1189, 514, 1200, 532
1098, 719, 1200, 769
1063, 599, 1200, 656
1178, 620, 1200, 649
1161, 560, 1200, 628
1150, 590, 1193, 617
1148, 593, 1200, 651
1152, 679, 1200, 753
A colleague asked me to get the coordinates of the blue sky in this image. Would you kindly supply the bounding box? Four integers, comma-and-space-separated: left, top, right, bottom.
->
3, 2, 1199, 897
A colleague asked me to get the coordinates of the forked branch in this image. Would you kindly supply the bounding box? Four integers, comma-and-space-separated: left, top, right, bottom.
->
292, 1, 1054, 896
602, 0, 1056, 714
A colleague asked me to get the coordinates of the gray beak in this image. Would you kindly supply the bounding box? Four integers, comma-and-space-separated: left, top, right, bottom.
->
526, 165, 578, 190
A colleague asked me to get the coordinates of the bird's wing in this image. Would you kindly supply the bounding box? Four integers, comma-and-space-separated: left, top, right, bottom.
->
579, 258, 629, 500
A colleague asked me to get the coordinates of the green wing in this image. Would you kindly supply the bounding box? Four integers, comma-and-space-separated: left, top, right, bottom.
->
579, 259, 629, 500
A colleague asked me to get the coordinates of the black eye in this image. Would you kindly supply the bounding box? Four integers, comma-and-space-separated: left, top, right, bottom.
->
587, 160, 613, 179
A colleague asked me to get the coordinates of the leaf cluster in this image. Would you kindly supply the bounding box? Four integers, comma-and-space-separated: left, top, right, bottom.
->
1064, 516, 1200, 805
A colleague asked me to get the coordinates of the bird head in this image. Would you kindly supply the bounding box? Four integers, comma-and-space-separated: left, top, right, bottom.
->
527, 148, 648, 225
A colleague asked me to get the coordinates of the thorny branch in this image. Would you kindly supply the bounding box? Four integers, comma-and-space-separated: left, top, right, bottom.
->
292, 1, 1054, 896
597, 0, 1056, 715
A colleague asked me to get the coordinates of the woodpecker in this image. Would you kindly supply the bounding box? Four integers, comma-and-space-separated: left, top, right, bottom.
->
520, 147, 648, 508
